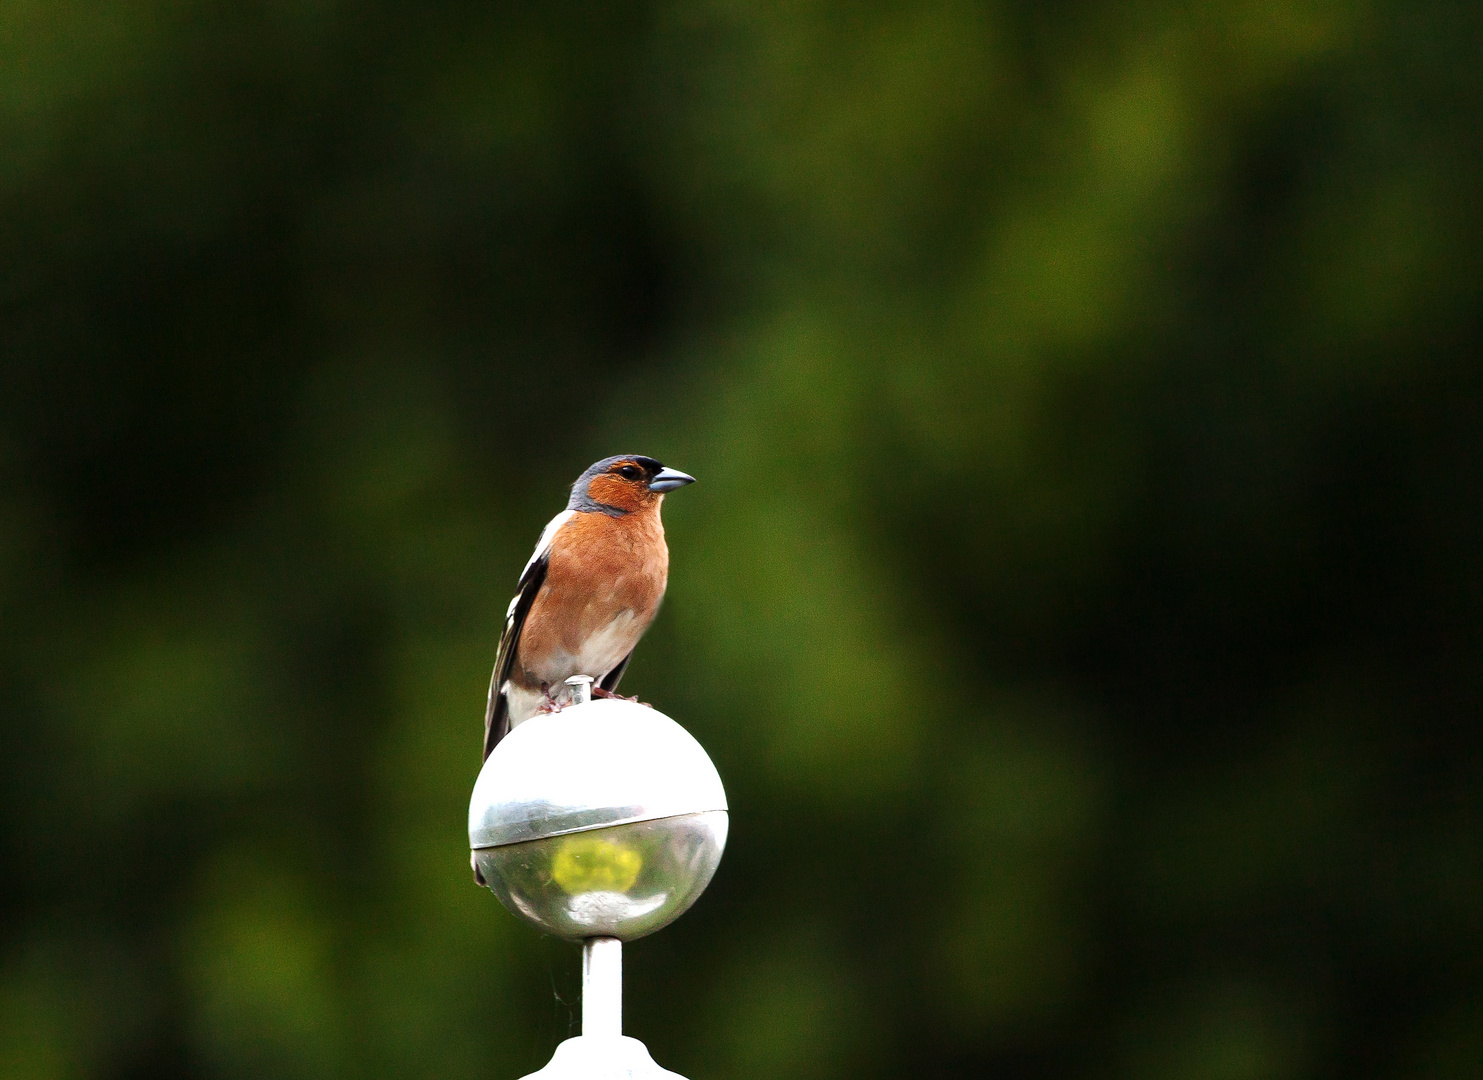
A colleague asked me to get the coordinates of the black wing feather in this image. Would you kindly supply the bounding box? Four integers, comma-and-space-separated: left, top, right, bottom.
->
482, 554, 549, 760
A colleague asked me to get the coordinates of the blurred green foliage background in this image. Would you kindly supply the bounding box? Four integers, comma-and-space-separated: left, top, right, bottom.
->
2, 1, 1481, 1078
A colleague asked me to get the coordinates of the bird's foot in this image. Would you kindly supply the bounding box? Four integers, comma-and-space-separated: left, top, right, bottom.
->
535, 685, 565, 715
593, 687, 651, 708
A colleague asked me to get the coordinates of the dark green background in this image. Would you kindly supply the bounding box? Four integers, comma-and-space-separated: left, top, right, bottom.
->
2, 2, 1480, 1078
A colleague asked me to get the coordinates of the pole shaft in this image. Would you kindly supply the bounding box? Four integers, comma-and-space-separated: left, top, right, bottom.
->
582, 936, 622, 1037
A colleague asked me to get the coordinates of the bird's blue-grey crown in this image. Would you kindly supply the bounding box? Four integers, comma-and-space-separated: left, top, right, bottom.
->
569, 455, 696, 515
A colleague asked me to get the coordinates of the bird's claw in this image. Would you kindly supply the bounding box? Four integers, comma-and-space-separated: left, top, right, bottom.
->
593, 687, 650, 707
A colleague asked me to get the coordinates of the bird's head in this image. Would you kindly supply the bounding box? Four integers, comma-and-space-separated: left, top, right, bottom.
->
569, 455, 695, 516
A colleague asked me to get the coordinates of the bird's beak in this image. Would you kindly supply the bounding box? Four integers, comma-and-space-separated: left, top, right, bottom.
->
648, 467, 696, 493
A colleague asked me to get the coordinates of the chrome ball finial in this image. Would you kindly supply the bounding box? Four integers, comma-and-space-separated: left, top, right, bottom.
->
468, 687, 728, 942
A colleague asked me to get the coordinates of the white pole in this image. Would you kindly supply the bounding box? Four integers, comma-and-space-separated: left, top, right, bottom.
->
582, 936, 622, 1037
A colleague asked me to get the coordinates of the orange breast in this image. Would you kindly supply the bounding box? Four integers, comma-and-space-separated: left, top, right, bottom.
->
514, 506, 669, 686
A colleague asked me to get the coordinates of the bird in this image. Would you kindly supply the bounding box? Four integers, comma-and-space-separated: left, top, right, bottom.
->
481, 455, 696, 762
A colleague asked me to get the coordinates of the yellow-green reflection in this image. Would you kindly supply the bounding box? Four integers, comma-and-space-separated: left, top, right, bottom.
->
551, 835, 643, 894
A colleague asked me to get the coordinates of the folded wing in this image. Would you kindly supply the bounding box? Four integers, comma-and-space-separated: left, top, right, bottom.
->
483, 510, 573, 760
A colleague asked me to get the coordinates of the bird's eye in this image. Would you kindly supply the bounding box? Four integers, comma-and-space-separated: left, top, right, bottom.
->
616, 465, 642, 481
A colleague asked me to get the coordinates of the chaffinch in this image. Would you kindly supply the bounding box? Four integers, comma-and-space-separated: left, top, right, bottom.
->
481, 455, 696, 761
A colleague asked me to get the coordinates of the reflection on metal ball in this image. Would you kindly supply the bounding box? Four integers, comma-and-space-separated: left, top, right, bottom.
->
468, 693, 728, 943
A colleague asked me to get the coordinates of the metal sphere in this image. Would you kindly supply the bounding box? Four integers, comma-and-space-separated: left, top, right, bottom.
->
469, 697, 728, 942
